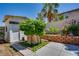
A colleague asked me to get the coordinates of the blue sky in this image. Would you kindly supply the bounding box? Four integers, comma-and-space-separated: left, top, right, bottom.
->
0, 3, 79, 26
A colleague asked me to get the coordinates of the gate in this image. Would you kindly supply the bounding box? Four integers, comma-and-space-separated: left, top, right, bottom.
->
10, 31, 20, 43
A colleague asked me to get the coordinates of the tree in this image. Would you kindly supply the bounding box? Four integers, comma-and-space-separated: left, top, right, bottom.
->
41, 3, 59, 22
36, 13, 43, 20
20, 19, 46, 45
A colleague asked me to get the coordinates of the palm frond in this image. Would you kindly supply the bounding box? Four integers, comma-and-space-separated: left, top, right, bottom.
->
40, 3, 59, 22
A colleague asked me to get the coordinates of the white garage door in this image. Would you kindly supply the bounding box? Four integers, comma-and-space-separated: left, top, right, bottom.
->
10, 31, 20, 43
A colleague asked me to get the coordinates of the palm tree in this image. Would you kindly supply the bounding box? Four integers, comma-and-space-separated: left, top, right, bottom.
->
41, 3, 59, 22
36, 13, 43, 20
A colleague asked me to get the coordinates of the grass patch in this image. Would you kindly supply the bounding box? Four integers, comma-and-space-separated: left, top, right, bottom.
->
19, 40, 48, 52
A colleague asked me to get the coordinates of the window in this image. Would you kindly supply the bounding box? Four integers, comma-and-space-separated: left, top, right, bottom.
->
64, 14, 69, 19
65, 16, 69, 19
9, 21, 19, 24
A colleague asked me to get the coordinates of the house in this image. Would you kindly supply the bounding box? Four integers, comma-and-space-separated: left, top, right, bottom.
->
46, 8, 79, 32
59, 8, 79, 23
3, 8, 79, 42
3, 15, 28, 43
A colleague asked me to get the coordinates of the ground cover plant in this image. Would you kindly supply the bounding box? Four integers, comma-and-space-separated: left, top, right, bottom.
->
20, 40, 48, 52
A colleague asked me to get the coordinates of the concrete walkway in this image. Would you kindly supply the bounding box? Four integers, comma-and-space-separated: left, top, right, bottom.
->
12, 42, 79, 56
35, 42, 79, 56
12, 43, 34, 56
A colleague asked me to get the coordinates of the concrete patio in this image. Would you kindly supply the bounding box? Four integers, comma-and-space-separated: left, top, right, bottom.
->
12, 42, 79, 56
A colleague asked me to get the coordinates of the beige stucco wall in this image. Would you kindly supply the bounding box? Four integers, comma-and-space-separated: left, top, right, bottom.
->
9, 17, 25, 23
4, 17, 25, 42
62, 10, 79, 22
4, 19, 10, 42
46, 10, 79, 32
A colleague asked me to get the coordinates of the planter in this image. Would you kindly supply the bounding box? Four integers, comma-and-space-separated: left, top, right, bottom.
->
27, 35, 41, 45
41, 34, 79, 45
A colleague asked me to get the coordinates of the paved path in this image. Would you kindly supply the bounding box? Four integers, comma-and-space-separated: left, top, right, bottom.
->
0, 43, 22, 56
12, 43, 34, 56
0, 44, 11, 56
35, 42, 79, 56
12, 42, 79, 56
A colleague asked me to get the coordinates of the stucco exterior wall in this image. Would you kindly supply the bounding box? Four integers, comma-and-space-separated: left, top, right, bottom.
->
4, 19, 10, 42
9, 17, 25, 23
4, 17, 26, 42
62, 10, 79, 22
46, 10, 79, 32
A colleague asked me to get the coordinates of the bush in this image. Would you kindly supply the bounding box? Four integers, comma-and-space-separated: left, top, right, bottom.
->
62, 25, 69, 35
62, 24, 79, 36
58, 15, 64, 20
20, 19, 46, 44
20, 20, 35, 35
20, 19, 46, 36
67, 24, 79, 36
49, 27, 59, 34
34, 20, 46, 36
0, 32, 4, 37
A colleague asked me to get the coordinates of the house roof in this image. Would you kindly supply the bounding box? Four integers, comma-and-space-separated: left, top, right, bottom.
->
3, 15, 28, 22
59, 8, 79, 15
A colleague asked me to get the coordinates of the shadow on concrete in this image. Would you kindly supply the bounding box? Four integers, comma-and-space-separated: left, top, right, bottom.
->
65, 44, 79, 56
11, 43, 27, 51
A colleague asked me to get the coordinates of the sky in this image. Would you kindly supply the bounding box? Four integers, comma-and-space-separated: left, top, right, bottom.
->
0, 3, 79, 26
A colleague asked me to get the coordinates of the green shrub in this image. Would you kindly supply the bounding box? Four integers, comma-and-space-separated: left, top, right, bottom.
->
62, 24, 79, 36
67, 24, 79, 36
62, 25, 69, 35
20, 19, 46, 44
0, 32, 4, 37
58, 15, 64, 20
20, 19, 46, 36
49, 27, 59, 34
20, 20, 35, 35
